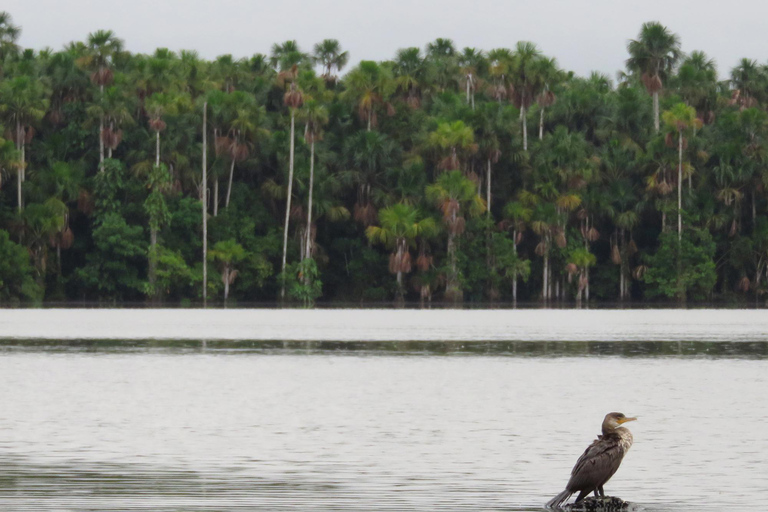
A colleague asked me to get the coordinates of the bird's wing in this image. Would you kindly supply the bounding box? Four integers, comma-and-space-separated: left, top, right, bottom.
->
566, 436, 626, 491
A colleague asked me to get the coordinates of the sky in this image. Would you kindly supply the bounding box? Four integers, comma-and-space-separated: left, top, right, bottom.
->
4, 0, 766, 81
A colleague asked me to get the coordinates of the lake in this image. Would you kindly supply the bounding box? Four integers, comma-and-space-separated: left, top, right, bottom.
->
1, 309, 767, 511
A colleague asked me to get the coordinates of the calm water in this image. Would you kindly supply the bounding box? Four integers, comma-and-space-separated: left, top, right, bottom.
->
1, 310, 767, 511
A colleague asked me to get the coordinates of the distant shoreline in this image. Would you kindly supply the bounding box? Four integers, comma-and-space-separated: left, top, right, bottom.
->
1, 308, 767, 342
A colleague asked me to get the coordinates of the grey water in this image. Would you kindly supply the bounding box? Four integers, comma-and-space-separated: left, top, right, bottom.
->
1, 310, 767, 511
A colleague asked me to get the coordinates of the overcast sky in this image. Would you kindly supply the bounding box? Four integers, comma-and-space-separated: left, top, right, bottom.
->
5, 0, 766, 81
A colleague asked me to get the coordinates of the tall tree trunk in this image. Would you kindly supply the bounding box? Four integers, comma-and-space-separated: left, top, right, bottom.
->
367, 109, 371, 132
539, 108, 544, 140
486, 159, 492, 213
213, 179, 219, 217
149, 226, 157, 301
305, 139, 315, 261
202, 101, 208, 305
99, 84, 105, 172
585, 267, 590, 303
281, 111, 296, 300
223, 267, 230, 301
155, 130, 161, 168
16, 121, 22, 213
522, 106, 528, 151
225, 157, 235, 208
99, 116, 105, 171
653, 91, 660, 132
678, 130, 683, 241
466, 77, 470, 105
542, 250, 548, 301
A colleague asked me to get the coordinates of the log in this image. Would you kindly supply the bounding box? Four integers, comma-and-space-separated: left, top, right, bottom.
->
564, 496, 635, 511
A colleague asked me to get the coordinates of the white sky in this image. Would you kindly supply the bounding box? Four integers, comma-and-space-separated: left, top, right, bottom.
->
5, 0, 766, 81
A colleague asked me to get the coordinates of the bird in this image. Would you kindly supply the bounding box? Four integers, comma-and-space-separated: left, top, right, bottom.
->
546, 412, 637, 508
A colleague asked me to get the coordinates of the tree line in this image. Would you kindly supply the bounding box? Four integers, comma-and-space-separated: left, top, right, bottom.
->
1, 12, 767, 305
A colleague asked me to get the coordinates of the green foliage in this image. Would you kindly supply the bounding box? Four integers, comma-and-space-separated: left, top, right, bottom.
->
76, 213, 146, 300
281, 258, 322, 305
0, 229, 42, 301
1, 19, 768, 306
643, 228, 717, 301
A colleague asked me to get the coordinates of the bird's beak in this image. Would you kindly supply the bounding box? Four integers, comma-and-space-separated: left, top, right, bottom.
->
618, 417, 637, 424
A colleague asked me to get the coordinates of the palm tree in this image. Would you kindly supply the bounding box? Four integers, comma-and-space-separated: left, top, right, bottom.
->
532, 57, 560, 140
393, 47, 426, 108
677, 51, 717, 123
45, 48, 90, 124
343, 61, 393, 131
662, 103, 701, 240
300, 99, 329, 261
566, 248, 596, 305
145, 92, 181, 167
427, 120, 477, 174
0, 11, 21, 63
313, 39, 348, 82
82, 30, 123, 171
366, 203, 437, 299
342, 130, 399, 226
503, 200, 533, 302
87, 85, 133, 160
281, 82, 304, 300
425, 38, 457, 92
0, 76, 48, 211
730, 58, 766, 109
212, 54, 244, 93
510, 41, 543, 150
486, 48, 512, 103
221, 92, 268, 209
457, 48, 486, 110
626, 21, 682, 132
208, 240, 246, 302
271, 40, 310, 73
426, 170, 485, 301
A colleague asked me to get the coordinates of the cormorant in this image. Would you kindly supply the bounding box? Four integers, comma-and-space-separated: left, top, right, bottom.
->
546, 412, 637, 508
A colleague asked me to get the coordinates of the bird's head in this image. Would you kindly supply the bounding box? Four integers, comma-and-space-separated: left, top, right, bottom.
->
602, 412, 637, 433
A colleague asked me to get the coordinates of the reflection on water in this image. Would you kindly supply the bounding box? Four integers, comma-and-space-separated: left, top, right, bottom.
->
1, 347, 767, 511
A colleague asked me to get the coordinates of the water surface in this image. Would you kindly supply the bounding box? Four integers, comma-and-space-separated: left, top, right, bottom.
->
1, 346, 767, 511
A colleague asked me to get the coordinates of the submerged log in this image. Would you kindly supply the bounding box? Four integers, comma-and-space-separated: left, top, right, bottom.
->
564, 496, 636, 511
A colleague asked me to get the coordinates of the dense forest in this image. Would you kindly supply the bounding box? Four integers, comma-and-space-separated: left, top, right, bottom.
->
1, 12, 767, 305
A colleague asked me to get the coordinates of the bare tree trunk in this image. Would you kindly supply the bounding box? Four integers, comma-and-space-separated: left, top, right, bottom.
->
202, 102, 208, 305
223, 268, 230, 301
16, 121, 22, 213
281, 111, 296, 300
513, 278, 518, 305
585, 267, 590, 302
522, 106, 528, 151
213, 179, 219, 217
367, 109, 371, 132
678, 130, 683, 241
99, 117, 105, 171
466, 77, 470, 105
225, 157, 235, 208
653, 91, 660, 133
542, 251, 548, 302
99, 84, 105, 172
486, 159, 491, 213
149, 227, 157, 301
305, 139, 315, 261
539, 108, 544, 140
155, 130, 160, 167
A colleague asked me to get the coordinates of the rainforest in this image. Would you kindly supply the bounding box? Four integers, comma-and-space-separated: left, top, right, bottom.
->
0, 12, 765, 305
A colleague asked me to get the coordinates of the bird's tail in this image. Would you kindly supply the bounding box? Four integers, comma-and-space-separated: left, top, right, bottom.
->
546, 489, 573, 509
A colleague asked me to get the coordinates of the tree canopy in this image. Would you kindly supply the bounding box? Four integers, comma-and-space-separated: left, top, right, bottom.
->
1, 12, 767, 305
